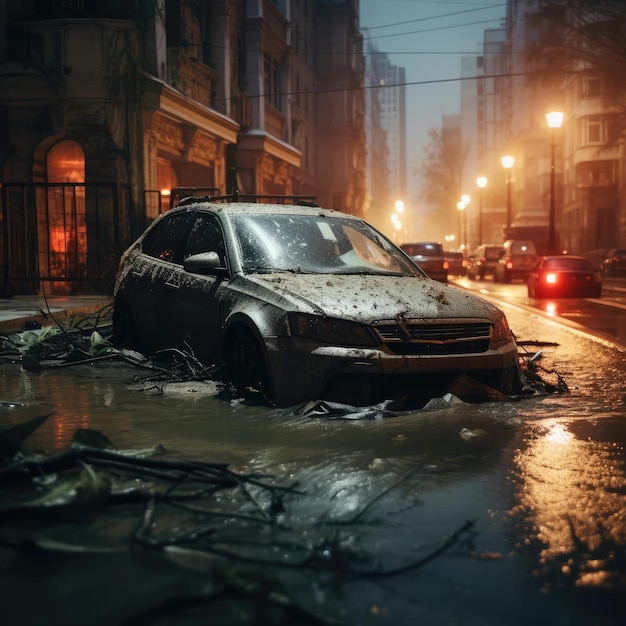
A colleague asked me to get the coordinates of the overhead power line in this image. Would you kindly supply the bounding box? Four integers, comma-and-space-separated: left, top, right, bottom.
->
215, 70, 540, 104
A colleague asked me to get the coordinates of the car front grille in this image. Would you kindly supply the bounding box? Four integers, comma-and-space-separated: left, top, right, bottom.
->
372, 320, 491, 355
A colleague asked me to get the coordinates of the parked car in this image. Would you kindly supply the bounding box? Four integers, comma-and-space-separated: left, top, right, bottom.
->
527, 255, 602, 299
444, 250, 467, 277
599, 249, 626, 277
494, 240, 538, 283
467, 244, 504, 280
400, 242, 448, 283
113, 196, 522, 408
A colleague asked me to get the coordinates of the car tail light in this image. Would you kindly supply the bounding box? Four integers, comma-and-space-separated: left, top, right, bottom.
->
443, 260, 449, 270
545, 273, 558, 284
506, 259, 513, 270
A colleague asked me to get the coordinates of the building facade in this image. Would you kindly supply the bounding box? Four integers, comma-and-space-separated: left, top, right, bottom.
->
0, 0, 367, 296
463, 0, 625, 257
363, 40, 406, 239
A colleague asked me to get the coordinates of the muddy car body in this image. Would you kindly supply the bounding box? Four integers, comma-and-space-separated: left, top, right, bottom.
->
113, 197, 522, 408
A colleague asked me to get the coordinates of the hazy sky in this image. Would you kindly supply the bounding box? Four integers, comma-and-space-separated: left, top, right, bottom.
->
360, 0, 506, 199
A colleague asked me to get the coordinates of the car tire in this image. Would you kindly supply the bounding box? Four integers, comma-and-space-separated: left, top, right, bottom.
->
225, 329, 272, 403
112, 300, 142, 351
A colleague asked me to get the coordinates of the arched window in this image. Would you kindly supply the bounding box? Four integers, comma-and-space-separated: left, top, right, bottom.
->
42, 140, 87, 293
47, 140, 85, 182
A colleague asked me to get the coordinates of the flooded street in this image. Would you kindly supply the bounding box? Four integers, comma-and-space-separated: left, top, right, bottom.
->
2, 304, 626, 626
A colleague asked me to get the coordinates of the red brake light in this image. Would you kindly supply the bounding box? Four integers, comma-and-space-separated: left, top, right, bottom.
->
545, 273, 558, 284
443, 260, 449, 270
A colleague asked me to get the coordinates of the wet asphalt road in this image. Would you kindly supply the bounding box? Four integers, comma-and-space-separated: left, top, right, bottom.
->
1, 286, 626, 625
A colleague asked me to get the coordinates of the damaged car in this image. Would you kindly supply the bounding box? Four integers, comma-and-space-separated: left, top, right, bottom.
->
113, 195, 522, 408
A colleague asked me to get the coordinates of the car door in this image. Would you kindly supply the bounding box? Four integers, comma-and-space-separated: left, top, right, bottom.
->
133, 211, 198, 352
171, 213, 229, 364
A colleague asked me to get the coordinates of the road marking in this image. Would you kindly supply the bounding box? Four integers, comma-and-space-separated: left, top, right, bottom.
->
481, 294, 626, 353
587, 297, 626, 311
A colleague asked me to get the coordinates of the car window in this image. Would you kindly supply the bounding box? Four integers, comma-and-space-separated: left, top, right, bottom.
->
142, 212, 196, 264
484, 247, 503, 259
401, 243, 443, 257
544, 258, 592, 271
184, 214, 226, 266
508, 241, 536, 255
231, 214, 420, 276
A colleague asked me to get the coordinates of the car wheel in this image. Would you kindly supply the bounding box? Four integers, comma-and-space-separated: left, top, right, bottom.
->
112, 300, 142, 351
225, 330, 272, 403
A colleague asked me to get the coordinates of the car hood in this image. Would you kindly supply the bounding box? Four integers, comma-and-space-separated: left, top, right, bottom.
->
243, 272, 500, 322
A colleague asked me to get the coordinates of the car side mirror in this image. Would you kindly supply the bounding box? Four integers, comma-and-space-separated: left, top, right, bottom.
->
183, 251, 225, 275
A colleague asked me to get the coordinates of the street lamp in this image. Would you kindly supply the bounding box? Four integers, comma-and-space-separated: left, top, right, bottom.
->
457, 197, 469, 251
501, 155, 514, 233
546, 111, 564, 255
476, 176, 487, 246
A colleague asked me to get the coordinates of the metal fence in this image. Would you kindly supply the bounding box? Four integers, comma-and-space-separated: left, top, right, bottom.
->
1, 182, 126, 297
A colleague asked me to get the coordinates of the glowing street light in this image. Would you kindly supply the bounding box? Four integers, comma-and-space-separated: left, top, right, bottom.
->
501, 155, 514, 230
546, 111, 564, 255
457, 197, 469, 250
476, 176, 487, 246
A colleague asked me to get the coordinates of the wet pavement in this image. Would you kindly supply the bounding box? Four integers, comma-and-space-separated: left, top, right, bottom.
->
0, 295, 112, 333
1, 292, 626, 625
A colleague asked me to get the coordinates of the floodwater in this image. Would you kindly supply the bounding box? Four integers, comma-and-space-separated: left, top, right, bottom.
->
1, 305, 626, 626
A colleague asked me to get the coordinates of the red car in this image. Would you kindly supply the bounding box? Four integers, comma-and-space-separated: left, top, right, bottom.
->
527, 255, 601, 299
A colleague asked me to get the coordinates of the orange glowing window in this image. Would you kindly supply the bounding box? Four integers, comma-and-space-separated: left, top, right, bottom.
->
47, 140, 85, 182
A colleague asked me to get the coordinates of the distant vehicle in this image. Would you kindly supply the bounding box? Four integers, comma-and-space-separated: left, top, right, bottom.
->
494, 240, 538, 283
444, 250, 467, 276
599, 249, 626, 277
112, 196, 522, 408
467, 244, 503, 280
527, 255, 601, 299
400, 242, 448, 283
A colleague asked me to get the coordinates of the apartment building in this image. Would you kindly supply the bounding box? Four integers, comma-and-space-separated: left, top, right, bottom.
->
464, 0, 625, 256
0, 0, 366, 296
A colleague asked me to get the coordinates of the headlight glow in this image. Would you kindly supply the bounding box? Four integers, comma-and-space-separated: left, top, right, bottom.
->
288, 313, 379, 347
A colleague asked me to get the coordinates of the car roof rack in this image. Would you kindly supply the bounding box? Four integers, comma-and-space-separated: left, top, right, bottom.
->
172, 188, 319, 208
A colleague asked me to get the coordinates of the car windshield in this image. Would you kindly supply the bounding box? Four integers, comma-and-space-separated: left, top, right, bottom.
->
231, 213, 422, 276
483, 247, 503, 259
544, 258, 593, 271
401, 243, 442, 257
509, 241, 536, 255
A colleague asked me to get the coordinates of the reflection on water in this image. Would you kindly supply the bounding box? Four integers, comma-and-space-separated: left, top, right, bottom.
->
3, 307, 626, 626
510, 417, 626, 592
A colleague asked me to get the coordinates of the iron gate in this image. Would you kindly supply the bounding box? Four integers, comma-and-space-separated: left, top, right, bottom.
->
1, 182, 126, 297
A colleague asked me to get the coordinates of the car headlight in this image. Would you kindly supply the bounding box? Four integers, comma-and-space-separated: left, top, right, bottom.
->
492, 311, 514, 347
288, 313, 379, 347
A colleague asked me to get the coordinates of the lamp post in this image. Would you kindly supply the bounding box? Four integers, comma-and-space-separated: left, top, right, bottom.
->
476, 176, 487, 246
546, 111, 564, 255
501, 155, 514, 233
457, 196, 469, 251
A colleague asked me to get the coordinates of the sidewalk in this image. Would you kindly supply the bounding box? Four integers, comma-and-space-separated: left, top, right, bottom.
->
0, 295, 113, 334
